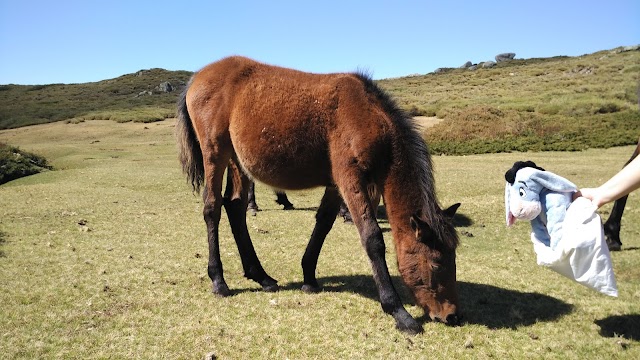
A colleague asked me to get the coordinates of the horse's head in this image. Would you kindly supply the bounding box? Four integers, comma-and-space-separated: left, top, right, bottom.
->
399, 203, 461, 326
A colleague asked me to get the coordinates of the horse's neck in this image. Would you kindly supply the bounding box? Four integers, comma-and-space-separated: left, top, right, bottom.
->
381, 120, 435, 247
383, 166, 427, 242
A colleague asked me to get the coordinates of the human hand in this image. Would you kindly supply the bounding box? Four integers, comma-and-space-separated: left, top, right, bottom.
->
574, 188, 606, 208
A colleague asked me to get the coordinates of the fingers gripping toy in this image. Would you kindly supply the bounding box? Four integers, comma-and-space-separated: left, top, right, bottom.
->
505, 161, 577, 250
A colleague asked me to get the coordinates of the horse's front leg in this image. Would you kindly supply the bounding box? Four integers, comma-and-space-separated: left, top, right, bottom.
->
301, 186, 342, 293
224, 161, 278, 292
341, 184, 423, 334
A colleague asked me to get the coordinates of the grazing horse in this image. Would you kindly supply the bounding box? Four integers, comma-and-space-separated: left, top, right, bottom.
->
176, 56, 461, 333
603, 138, 640, 251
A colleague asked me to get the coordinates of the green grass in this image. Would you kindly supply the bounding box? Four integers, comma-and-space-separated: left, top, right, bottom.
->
1, 119, 639, 359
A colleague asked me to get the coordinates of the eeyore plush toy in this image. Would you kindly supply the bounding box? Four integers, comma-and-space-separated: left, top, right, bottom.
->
504, 160, 617, 297
504, 161, 576, 249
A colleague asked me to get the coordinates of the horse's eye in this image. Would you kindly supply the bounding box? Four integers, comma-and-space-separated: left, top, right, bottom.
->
431, 264, 441, 272
519, 188, 526, 197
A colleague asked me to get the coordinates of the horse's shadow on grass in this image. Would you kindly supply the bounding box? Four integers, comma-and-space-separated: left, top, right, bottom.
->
622, 246, 640, 251
595, 314, 640, 340
277, 275, 573, 330
0, 230, 6, 258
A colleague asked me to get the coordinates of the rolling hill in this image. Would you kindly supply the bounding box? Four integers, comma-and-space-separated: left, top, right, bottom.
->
1, 46, 639, 154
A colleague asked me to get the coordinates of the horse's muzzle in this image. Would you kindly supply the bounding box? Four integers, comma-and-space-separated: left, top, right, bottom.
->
433, 312, 463, 326
444, 313, 463, 326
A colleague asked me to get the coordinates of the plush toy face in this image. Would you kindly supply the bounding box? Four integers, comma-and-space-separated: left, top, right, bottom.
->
505, 166, 577, 227
506, 180, 543, 225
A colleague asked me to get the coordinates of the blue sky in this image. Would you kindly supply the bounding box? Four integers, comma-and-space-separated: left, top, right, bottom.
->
0, 0, 638, 85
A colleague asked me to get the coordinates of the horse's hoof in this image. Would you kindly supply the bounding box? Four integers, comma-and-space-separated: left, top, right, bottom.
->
262, 283, 280, 292
283, 205, 294, 210
608, 242, 622, 251
301, 284, 321, 293
394, 313, 423, 335
397, 321, 423, 335
212, 283, 232, 297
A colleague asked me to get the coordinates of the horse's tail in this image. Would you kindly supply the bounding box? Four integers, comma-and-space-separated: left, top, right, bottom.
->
176, 83, 204, 193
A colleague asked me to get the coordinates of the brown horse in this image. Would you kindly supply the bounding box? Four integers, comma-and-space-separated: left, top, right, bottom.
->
176, 56, 461, 333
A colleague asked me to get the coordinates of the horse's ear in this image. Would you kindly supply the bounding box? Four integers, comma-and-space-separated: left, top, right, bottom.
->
410, 214, 421, 235
410, 213, 436, 241
443, 203, 461, 220
410, 213, 427, 238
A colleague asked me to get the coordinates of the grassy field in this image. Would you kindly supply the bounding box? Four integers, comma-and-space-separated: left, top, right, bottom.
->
1, 119, 640, 359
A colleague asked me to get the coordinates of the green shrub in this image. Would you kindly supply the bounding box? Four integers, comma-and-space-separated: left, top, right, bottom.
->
0, 143, 52, 184
537, 104, 561, 115
596, 102, 622, 114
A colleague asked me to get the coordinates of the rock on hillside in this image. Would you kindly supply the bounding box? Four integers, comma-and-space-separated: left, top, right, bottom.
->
495, 53, 516, 62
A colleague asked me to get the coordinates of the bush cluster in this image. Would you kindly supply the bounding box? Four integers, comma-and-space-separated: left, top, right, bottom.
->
0, 143, 52, 184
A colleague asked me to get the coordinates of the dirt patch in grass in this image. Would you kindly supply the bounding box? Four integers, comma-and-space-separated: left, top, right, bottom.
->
413, 116, 444, 131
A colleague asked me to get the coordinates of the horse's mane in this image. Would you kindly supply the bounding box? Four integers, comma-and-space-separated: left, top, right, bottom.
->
354, 72, 458, 249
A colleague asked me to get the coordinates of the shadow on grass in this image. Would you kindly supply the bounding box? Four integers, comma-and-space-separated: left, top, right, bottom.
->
0, 230, 6, 257
595, 314, 640, 340
272, 275, 573, 330
452, 212, 473, 227
250, 206, 474, 229
622, 246, 640, 251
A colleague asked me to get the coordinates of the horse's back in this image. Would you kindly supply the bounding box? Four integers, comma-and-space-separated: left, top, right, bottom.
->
186, 57, 394, 190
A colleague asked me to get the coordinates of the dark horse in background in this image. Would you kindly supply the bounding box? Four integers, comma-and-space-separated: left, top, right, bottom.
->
176, 56, 461, 333
247, 181, 373, 224
603, 139, 640, 251
247, 181, 295, 213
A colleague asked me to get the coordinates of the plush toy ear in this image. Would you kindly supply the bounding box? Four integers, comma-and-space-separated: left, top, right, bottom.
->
504, 182, 515, 226
526, 169, 577, 193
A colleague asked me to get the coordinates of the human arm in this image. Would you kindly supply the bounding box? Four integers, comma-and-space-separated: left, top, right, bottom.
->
575, 155, 640, 208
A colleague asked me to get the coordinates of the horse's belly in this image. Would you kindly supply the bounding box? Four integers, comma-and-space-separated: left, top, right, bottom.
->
232, 126, 333, 190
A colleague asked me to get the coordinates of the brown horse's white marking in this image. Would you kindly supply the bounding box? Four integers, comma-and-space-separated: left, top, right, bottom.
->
176, 56, 461, 333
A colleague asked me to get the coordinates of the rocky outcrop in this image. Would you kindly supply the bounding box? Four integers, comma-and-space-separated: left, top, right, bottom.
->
155, 81, 173, 93
460, 61, 473, 68
495, 53, 516, 62
482, 61, 496, 68
434, 52, 516, 73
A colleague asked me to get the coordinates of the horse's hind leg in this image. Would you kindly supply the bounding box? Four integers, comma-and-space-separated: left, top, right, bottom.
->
202, 155, 232, 297
275, 191, 295, 210
301, 186, 342, 293
247, 181, 259, 216
223, 161, 278, 292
